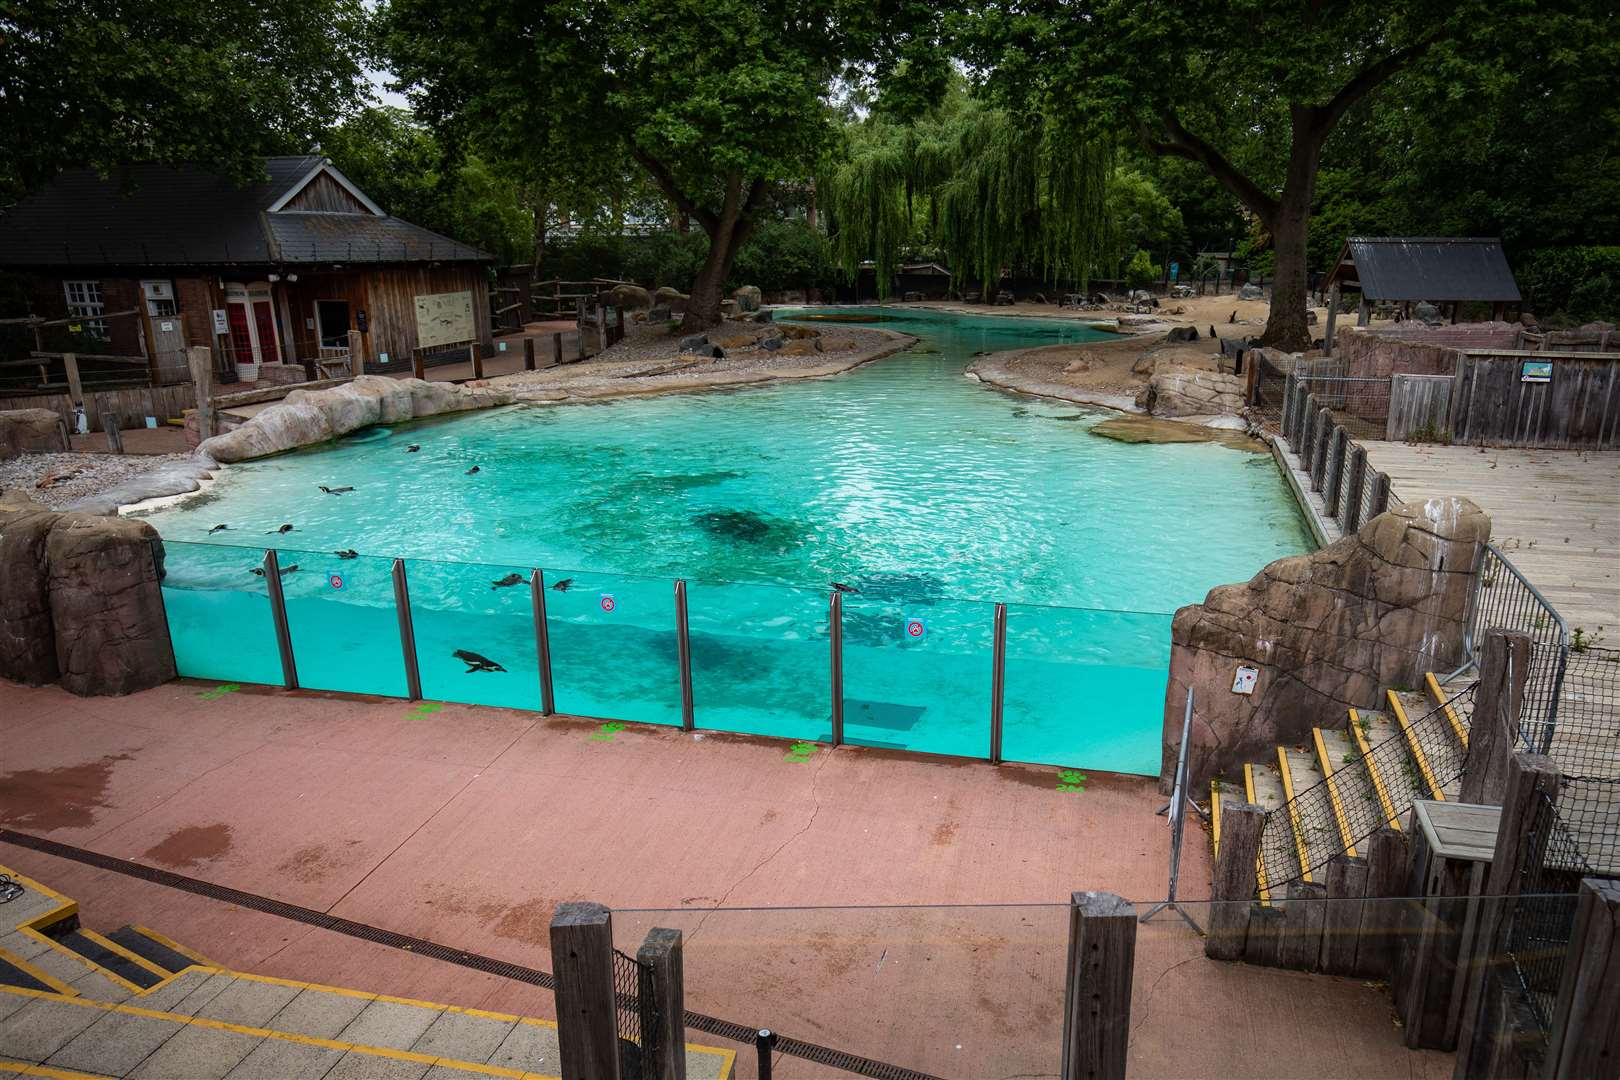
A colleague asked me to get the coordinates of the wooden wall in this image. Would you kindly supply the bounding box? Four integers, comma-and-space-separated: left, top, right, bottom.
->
0, 384, 195, 431
278, 265, 490, 374
1387, 374, 1455, 441
1451, 354, 1620, 448
283, 173, 372, 214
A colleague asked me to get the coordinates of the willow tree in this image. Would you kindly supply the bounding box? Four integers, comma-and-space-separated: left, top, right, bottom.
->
826, 101, 1114, 299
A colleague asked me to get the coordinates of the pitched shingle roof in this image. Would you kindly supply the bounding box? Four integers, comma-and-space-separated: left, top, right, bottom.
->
0, 156, 490, 269
1326, 237, 1521, 302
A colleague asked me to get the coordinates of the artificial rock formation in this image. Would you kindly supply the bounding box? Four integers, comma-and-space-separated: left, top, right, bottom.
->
0, 491, 60, 685
1162, 496, 1490, 791
198, 375, 514, 463
1140, 366, 1246, 417
46, 513, 174, 696
0, 408, 69, 460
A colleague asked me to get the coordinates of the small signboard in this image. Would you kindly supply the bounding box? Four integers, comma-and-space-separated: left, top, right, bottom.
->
144, 416, 158, 428
159, 320, 174, 332
378, 352, 390, 365
212, 309, 230, 335
599, 593, 617, 614
904, 617, 926, 640
327, 571, 346, 592
1169, 261, 1180, 282
1232, 665, 1259, 695
1521, 361, 1552, 383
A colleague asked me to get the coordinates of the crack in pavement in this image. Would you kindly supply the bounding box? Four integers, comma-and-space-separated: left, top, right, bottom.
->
1127, 953, 1202, 1051
685, 748, 834, 945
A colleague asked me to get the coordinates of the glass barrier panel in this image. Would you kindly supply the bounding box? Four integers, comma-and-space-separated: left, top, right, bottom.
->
839, 591, 994, 757
157, 540, 284, 686
276, 548, 407, 697
1002, 605, 1172, 775
544, 568, 682, 727
687, 580, 829, 740
403, 557, 542, 711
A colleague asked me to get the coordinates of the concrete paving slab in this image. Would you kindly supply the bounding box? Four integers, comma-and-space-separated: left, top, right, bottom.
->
15, 945, 97, 991
322, 1050, 431, 1080
0, 1060, 21, 1079
0, 888, 62, 931
261, 986, 370, 1040
165, 971, 238, 1017
409, 1010, 516, 1062
336, 999, 443, 1051
47, 1007, 185, 1076
0, 993, 34, 1026
424, 1064, 513, 1080
67, 967, 132, 1004
487, 1022, 557, 1073
0, 997, 103, 1064
126, 1024, 262, 1080
190, 977, 300, 1028
221, 1036, 345, 1080
136, 970, 216, 1013
0, 931, 57, 963
685, 1046, 732, 1080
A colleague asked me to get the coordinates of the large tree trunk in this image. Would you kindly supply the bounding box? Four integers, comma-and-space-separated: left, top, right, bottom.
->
529, 189, 548, 279
679, 172, 754, 332
1259, 196, 1314, 351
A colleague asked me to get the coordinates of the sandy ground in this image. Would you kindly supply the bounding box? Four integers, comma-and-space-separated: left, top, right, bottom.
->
0, 677, 1451, 1079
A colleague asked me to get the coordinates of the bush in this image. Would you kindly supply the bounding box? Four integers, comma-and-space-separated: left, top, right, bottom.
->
1516, 246, 1620, 324
727, 220, 836, 294
544, 220, 834, 295
1125, 249, 1156, 290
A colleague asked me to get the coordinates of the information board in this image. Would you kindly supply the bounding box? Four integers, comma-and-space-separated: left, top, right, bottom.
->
414, 290, 476, 349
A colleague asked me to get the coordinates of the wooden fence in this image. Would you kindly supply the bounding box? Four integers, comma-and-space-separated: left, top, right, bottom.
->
1448, 351, 1620, 448
1387, 373, 1454, 440
0, 384, 195, 432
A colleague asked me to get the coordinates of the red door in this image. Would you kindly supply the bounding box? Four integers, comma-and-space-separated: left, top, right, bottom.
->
252, 301, 281, 363
226, 304, 255, 365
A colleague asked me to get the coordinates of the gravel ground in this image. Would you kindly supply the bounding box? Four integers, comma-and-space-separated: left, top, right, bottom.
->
0, 451, 193, 510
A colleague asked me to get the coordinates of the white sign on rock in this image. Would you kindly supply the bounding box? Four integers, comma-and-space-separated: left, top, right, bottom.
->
414, 290, 475, 349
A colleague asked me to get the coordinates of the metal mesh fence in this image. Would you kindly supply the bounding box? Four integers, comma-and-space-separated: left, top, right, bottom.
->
1258, 683, 1477, 889
612, 947, 658, 1079
1535, 645, 1620, 786
1503, 793, 1594, 1036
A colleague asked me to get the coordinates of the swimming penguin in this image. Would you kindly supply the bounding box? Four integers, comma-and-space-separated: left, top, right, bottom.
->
406, 445, 420, 452
249, 564, 298, 577
465, 465, 480, 475
831, 582, 860, 594
550, 577, 573, 592
318, 485, 354, 495
491, 573, 526, 589
453, 649, 506, 673
267, 523, 294, 535
208, 524, 229, 534
335, 549, 359, 560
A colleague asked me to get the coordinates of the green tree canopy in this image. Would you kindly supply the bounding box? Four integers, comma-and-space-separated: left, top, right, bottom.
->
0, 0, 369, 199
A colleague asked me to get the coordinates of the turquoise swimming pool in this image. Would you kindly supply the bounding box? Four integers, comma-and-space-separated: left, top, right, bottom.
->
144, 307, 1313, 774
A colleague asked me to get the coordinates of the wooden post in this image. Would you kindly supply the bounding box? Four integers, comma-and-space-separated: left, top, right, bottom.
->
1060, 891, 1136, 1080
1324, 283, 1341, 354
1354, 827, 1408, 978
1453, 752, 1561, 1080
1324, 427, 1347, 517
1341, 447, 1367, 532
413, 350, 426, 380
1243, 352, 1260, 405
1357, 295, 1371, 327
637, 928, 687, 1080
550, 902, 622, 1080
1370, 471, 1392, 519
577, 328, 587, 363
187, 345, 214, 441
1459, 630, 1532, 804
470, 343, 483, 380
1320, 855, 1369, 975
1206, 801, 1264, 960
99, 395, 124, 454
62, 351, 85, 414
1280, 880, 1327, 971
1543, 878, 1620, 1079
524, 336, 537, 371
554, 332, 565, 367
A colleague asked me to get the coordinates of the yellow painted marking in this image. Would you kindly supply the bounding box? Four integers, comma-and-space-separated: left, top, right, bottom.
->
1388, 689, 1445, 800
79, 927, 172, 981
1313, 728, 1358, 858
133, 925, 217, 967
0, 1059, 112, 1080
1210, 779, 1223, 858
0, 942, 79, 996
16, 925, 145, 994
1276, 746, 1313, 884
1351, 710, 1403, 831
1243, 763, 1272, 904
1426, 672, 1469, 748
0, 862, 78, 937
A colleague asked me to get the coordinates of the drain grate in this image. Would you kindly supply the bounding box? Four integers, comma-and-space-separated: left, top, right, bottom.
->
0, 828, 941, 1080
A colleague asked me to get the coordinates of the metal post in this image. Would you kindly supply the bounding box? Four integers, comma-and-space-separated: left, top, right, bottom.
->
755, 1030, 776, 1080
829, 591, 844, 746
531, 568, 555, 715
392, 558, 422, 701
1143, 688, 1204, 932
675, 579, 694, 730
263, 548, 298, 690
989, 603, 1007, 763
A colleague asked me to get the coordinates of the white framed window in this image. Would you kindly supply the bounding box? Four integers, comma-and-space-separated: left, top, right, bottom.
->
63, 280, 108, 338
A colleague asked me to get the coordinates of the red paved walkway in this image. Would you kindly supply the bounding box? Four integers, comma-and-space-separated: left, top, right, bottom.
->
0, 678, 1448, 1077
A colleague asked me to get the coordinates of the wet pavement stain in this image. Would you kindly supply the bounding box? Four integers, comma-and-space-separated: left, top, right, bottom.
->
0, 753, 133, 831
143, 823, 234, 868
490, 898, 558, 946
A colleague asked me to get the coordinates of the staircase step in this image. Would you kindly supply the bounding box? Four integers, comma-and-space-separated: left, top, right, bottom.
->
1245, 761, 1293, 901
105, 928, 206, 977
53, 931, 164, 991
1316, 726, 1384, 856
1387, 689, 1446, 801
1278, 746, 1332, 883
1353, 709, 1418, 829
1425, 672, 1471, 747
0, 954, 52, 994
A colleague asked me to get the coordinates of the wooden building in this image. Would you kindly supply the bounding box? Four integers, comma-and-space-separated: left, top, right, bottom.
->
1320, 237, 1521, 353
0, 156, 494, 378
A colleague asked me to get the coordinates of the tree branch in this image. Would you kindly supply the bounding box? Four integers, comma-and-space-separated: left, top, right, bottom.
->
627, 142, 718, 233
1316, 29, 1450, 133
1133, 111, 1281, 222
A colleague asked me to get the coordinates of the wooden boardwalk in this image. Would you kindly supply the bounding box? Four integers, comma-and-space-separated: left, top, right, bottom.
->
1362, 442, 1620, 636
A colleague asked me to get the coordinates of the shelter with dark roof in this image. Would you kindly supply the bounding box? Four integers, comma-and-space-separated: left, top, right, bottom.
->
0, 156, 494, 377
1320, 237, 1521, 352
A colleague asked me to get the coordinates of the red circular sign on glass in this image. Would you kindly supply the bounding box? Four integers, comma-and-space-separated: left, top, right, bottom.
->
599, 593, 617, 613
905, 618, 925, 639
328, 573, 345, 591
